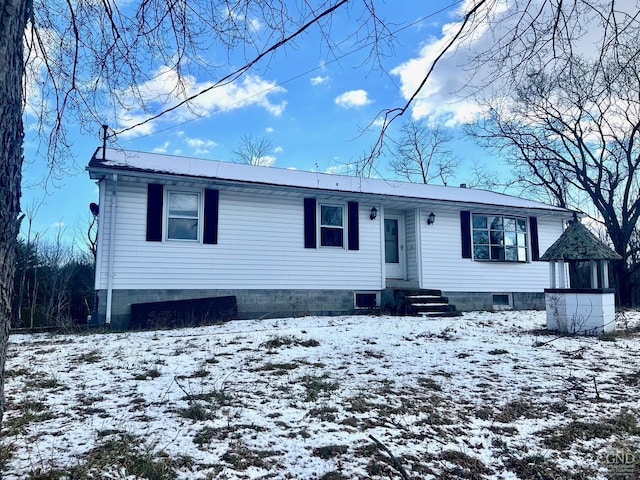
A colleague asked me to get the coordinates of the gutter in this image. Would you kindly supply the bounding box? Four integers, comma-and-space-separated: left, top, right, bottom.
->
105, 173, 117, 325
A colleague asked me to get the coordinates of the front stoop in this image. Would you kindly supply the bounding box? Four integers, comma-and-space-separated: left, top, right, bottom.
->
385, 289, 462, 317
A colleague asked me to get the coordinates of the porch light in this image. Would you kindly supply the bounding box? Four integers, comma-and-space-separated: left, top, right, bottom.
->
427, 212, 436, 225
369, 206, 378, 220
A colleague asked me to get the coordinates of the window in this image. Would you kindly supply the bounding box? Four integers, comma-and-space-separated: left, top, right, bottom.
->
492, 293, 512, 309
167, 191, 200, 240
320, 204, 344, 247
355, 292, 379, 309
472, 215, 528, 262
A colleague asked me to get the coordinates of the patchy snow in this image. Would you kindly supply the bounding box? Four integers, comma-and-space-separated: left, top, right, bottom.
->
3, 310, 640, 479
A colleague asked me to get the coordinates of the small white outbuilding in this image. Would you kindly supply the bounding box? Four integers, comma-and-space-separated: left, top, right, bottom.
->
540, 218, 622, 335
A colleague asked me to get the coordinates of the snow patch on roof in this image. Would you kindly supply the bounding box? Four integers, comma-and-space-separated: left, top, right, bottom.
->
88, 148, 569, 212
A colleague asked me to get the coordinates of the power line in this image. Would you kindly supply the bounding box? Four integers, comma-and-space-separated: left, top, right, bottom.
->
115, 1, 464, 143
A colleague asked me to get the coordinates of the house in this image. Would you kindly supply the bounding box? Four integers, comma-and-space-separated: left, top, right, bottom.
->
87, 148, 573, 329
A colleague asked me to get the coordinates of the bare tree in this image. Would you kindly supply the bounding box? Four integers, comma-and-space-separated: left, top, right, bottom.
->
465, 161, 504, 191
233, 134, 274, 166
14, 230, 95, 329
472, 40, 640, 305
14, 201, 42, 328
37, 228, 76, 327
390, 122, 459, 185
1, 0, 31, 427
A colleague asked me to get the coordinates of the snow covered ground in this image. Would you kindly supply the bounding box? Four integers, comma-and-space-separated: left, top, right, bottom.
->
2, 310, 640, 479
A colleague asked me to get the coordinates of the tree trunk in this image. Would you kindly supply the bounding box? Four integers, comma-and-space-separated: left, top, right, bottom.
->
613, 260, 632, 307
0, 0, 29, 429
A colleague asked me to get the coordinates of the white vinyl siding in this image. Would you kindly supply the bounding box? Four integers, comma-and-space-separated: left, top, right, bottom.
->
97, 181, 382, 291
420, 206, 564, 292
93, 179, 109, 290
94, 178, 569, 296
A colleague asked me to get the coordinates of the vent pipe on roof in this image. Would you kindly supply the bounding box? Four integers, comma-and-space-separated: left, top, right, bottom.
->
101, 125, 109, 161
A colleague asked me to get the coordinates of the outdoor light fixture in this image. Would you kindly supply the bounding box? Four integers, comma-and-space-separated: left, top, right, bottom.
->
427, 212, 436, 225
370, 206, 378, 220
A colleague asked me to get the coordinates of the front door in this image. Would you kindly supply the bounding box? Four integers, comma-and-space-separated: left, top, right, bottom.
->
384, 215, 405, 279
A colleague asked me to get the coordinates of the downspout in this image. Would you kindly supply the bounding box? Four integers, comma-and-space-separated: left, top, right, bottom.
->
379, 205, 385, 289
415, 208, 423, 289
92, 178, 107, 321
105, 173, 117, 325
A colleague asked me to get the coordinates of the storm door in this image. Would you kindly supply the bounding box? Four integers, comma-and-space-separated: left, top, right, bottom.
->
384, 215, 405, 279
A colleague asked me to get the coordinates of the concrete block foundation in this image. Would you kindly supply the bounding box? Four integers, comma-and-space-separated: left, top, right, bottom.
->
93, 288, 358, 330
92, 289, 549, 330
443, 291, 545, 311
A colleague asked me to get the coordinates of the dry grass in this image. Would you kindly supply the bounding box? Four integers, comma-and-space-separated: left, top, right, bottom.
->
3, 311, 640, 479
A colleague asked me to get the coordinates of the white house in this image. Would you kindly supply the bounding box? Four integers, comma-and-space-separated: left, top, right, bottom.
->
87, 148, 573, 329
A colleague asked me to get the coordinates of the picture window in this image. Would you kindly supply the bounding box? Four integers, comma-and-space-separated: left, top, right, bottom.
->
472, 214, 527, 262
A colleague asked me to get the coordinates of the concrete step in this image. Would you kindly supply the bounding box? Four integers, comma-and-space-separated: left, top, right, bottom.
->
406, 295, 449, 304
418, 310, 464, 318
383, 287, 461, 317
411, 303, 457, 312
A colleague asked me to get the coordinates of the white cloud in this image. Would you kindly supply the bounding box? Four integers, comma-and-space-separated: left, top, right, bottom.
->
310, 75, 330, 86
389, 0, 620, 127
255, 155, 276, 167
153, 141, 171, 153
116, 112, 157, 138
265, 127, 274, 133
371, 117, 386, 129
325, 164, 350, 175
185, 138, 217, 149
227, 6, 262, 32
334, 89, 372, 109
389, 0, 508, 125
116, 67, 287, 138
184, 137, 217, 155
23, 23, 56, 120
249, 18, 262, 32
274, 146, 284, 153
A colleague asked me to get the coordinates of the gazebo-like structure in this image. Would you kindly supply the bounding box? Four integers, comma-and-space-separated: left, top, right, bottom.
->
540, 218, 622, 335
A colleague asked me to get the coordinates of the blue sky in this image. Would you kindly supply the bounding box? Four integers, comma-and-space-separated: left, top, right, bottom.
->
21, 1, 499, 245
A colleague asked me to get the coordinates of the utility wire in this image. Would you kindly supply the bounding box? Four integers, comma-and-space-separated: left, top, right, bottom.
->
113, 1, 464, 142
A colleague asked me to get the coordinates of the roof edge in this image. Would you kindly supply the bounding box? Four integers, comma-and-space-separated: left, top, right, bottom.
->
88, 148, 574, 214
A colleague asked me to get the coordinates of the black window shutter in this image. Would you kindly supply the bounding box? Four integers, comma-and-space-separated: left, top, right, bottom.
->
203, 189, 219, 245
146, 184, 163, 242
304, 198, 317, 248
347, 201, 359, 251
460, 210, 472, 258
530, 217, 540, 261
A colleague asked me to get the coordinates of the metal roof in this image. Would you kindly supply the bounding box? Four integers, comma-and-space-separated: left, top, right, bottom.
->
88, 148, 572, 214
